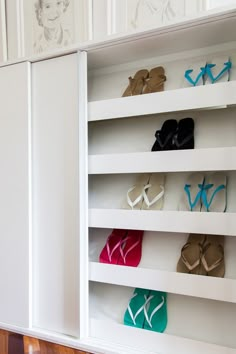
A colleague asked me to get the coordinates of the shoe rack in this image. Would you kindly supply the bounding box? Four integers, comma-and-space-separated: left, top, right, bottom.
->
86, 10, 236, 354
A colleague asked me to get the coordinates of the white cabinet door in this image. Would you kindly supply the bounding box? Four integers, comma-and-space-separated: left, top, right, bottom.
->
0, 62, 31, 327
32, 54, 80, 337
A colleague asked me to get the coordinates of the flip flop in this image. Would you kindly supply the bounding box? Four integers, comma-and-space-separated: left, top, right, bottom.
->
177, 234, 207, 275
183, 60, 207, 87
142, 173, 165, 210
151, 119, 178, 151
205, 56, 231, 85
200, 235, 225, 277
179, 173, 205, 211
122, 69, 149, 97
122, 174, 151, 210
124, 288, 150, 329
117, 230, 143, 267
143, 290, 167, 333
143, 67, 166, 94
99, 229, 128, 264
173, 117, 194, 150
201, 173, 227, 212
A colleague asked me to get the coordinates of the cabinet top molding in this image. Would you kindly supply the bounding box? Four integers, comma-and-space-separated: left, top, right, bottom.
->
1, 7, 236, 69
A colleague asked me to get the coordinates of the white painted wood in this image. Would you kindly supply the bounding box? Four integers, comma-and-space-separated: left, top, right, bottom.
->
90, 319, 236, 354
77, 50, 89, 339
88, 81, 236, 121
0, 62, 31, 327
89, 209, 236, 236
88, 147, 236, 174
89, 262, 236, 303
32, 54, 80, 337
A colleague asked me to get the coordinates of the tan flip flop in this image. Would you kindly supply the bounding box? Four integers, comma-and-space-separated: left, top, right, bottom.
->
200, 235, 225, 278
143, 67, 166, 94
122, 174, 151, 210
177, 234, 206, 275
122, 69, 149, 97
141, 173, 165, 210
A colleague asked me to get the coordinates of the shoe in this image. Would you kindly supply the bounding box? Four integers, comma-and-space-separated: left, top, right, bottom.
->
142, 173, 165, 210
177, 234, 207, 275
122, 69, 149, 97
205, 57, 231, 84
184, 61, 206, 87
179, 173, 205, 211
143, 290, 167, 333
201, 173, 227, 212
122, 174, 151, 210
173, 117, 194, 150
143, 67, 166, 94
200, 235, 225, 277
99, 229, 127, 264
117, 230, 143, 267
151, 119, 178, 151
124, 288, 150, 328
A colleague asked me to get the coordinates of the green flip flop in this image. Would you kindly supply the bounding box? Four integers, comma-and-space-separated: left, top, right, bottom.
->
124, 288, 150, 329
143, 290, 167, 333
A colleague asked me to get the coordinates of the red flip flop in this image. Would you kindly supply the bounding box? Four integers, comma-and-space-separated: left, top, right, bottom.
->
99, 229, 128, 264
117, 230, 144, 267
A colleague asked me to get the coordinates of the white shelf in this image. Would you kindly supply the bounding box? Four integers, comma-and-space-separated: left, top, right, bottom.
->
89, 209, 236, 236
89, 262, 236, 304
88, 147, 236, 174
90, 319, 236, 354
88, 81, 236, 122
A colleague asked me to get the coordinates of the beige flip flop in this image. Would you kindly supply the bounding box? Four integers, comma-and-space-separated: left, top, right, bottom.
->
141, 173, 165, 210
143, 67, 166, 94
122, 69, 149, 97
122, 174, 150, 210
200, 235, 225, 278
177, 234, 206, 275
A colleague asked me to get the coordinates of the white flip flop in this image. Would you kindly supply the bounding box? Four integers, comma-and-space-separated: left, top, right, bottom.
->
142, 173, 165, 210
122, 174, 151, 210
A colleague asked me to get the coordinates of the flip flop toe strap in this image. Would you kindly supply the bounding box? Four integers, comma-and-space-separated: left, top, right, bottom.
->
181, 243, 202, 271
201, 244, 224, 273
142, 184, 164, 208
127, 186, 143, 209
119, 235, 142, 264
184, 183, 204, 211
143, 295, 165, 329
173, 132, 193, 148
128, 292, 150, 326
106, 236, 123, 263
201, 183, 226, 211
155, 130, 174, 148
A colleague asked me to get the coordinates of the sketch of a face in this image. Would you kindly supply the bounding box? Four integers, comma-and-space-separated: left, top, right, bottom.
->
40, 0, 65, 29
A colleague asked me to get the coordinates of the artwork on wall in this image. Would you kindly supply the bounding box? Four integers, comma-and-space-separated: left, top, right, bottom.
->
5, 0, 92, 60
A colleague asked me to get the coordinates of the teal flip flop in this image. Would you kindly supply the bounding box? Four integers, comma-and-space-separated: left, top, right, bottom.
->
143, 291, 167, 333
124, 288, 150, 329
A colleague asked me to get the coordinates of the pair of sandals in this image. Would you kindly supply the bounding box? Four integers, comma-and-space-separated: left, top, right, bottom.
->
122, 67, 166, 97
99, 229, 143, 267
151, 117, 194, 151
179, 172, 227, 212
123, 173, 165, 210
124, 288, 167, 333
184, 57, 232, 86
177, 234, 225, 277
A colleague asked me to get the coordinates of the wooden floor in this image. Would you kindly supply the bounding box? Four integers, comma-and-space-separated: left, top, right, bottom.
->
0, 329, 91, 354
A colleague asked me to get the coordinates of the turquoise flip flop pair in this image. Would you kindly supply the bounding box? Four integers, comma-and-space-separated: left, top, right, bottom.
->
124, 288, 167, 332
184, 59, 232, 86
179, 172, 227, 212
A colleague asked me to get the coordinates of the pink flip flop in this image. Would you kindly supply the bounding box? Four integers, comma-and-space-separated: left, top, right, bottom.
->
99, 229, 128, 264
117, 230, 144, 267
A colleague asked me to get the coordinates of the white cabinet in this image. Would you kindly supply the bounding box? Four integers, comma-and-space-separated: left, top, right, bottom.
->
31, 54, 80, 337
0, 62, 31, 327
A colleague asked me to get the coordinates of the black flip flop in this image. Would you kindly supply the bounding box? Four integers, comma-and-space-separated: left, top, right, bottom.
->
173, 117, 194, 150
151, 119, 178, 151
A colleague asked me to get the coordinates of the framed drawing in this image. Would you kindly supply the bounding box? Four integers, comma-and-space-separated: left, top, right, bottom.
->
6, 0, 92, 59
